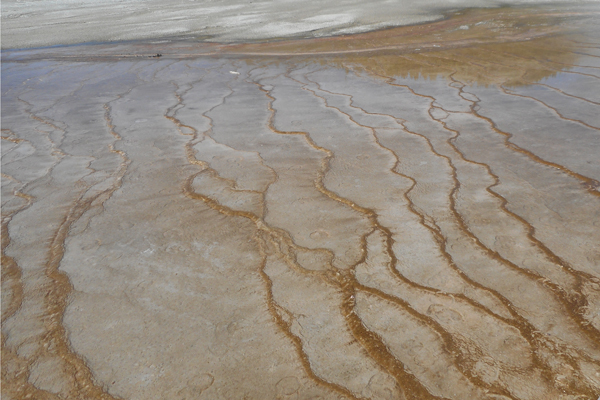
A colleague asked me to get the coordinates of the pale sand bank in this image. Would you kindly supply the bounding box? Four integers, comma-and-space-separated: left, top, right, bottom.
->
2, 4, 600, 400
2, 0, 599, 49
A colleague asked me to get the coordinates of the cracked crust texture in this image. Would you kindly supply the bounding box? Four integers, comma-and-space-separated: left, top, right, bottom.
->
2, 4, 600, 400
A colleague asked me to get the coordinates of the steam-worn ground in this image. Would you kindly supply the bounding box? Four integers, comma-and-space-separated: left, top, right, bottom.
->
2, 6, 600, 400
2, 0, 591, 49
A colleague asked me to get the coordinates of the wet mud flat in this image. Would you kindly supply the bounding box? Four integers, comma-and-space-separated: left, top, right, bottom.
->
2, 5, 600, 400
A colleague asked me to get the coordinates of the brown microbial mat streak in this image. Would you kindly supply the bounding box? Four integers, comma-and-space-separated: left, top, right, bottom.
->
2, 4, 600, 400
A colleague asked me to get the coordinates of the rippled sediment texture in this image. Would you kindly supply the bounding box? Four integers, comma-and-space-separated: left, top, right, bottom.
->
2, 7, 600, 400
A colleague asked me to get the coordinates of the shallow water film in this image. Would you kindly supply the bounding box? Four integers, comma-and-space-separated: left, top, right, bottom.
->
2, 5, 600, 400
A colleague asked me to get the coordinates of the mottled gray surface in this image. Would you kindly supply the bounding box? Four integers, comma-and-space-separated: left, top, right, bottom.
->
1, 0, 596, 48
2, 4, 600, 400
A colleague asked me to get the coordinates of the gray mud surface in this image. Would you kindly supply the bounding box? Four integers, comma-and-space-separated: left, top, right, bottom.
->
2, 4, 600, 400
1, 0, 597, 49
